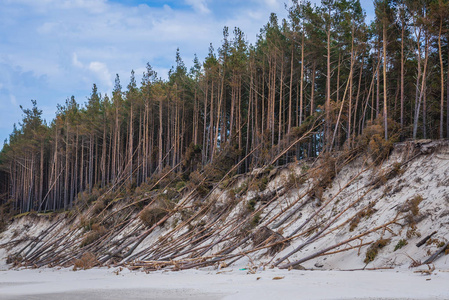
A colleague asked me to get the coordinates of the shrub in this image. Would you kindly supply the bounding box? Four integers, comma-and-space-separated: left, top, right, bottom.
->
394, 239, 408, 251
0, 198, 17, 231
249, 175, 269, 192
203, 142, 241, 182
79, 216, 95, 231
307, 154, 336, 200
406, 223, 421, 239
349, 203, 377, 232
92, 199, 106, 214
187, 170, 210, 197
358, 117, 400, 165
175, 181, 186, 191
408, 195, 423, 216
80, 223, 106, 248
87, 187, 101, 204
182, 143, 202, 175
247, 197, 257, 212
233, 180, 248, 195
285, 171, 305, 189
364, 238, 390, 264
73, 252, 98, 270
139, 199, 174, 227
250, 213, 261, 228
252, 226, 290, 255
368, 134, 393, 165
0, 220, 6, 233
139, 207, 166, 227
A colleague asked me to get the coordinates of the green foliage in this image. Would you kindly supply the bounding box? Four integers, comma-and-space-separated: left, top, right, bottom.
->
1, 0, 447, 218
247, 197, 257, 212
285, 170, 306, 189
394, 239, 408, 251
175, 181, 186, 191
233, 180, 248, 195
364, 238, 390, 264
250, 213, 261, 228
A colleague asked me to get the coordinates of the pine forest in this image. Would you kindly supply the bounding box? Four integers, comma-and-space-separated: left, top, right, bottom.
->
1, 0, 449, 215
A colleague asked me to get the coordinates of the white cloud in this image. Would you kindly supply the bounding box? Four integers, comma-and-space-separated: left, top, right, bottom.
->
88, 61, 112, 88
37, 22, 58, 34
10, 94, 17, 106
0, 0, 332, 143
265, 0, 278, 7
72, 53, 84, 68
185, 0, 210, 14
7, 0, 107, 13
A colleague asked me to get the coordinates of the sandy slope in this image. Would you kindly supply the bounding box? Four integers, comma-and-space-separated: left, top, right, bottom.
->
0, 267, 448, 300
1, 142, 449, 299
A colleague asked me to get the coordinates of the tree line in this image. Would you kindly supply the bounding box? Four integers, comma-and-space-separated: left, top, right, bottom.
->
1, 0, 448, 213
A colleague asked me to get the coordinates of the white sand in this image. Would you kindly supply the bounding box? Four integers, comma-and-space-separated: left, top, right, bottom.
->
0, 267, 448, 299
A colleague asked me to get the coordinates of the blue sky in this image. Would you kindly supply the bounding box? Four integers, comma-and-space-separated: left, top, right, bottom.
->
0, 0, 374, 145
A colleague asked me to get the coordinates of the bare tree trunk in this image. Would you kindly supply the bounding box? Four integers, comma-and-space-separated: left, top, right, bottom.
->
39, 142, 44, 208
128, 99, 133, 183
447, 36, 449, 138
64, 121, 70, 209
438, 20, 444, 139
348, 30, 355, 146
278, 59, 284, 147
413, 34, 429, 139
288, 48, 294, 134
382, 14, 388, 140
213, 74, 224, 161
299, 32, 305, 126
353, 60, 363, 144
326, 29, 331, 151
400, 14, 405, 132
158, 96, 163, 172
202, 81, 208, 164
376, 43, 380, 117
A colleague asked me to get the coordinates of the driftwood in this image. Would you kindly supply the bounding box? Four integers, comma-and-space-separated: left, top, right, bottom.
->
416, 231, 437, 247
273, 164, 371, 267
414, 264, 435, 275
423, 241, 449, 264
278, 216, 400, 269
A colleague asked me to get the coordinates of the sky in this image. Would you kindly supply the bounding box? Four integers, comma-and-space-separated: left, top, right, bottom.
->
0, 0, 375, 145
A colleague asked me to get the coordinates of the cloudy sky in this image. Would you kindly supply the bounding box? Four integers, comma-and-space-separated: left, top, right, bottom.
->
0, 0, 374, 145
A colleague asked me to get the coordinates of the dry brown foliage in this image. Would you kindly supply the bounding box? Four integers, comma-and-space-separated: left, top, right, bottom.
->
80, 223, 107, 247
350, 203, 377, 232
358, 117, 400, 165
139, 198, 174, 227
252, 226, 290, 255
307, 154, 336, 201
187, 170, 210, 197
73, 252, 98, 270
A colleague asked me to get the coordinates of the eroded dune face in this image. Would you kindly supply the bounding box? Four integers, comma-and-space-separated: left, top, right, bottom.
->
1, 141, 449, 273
